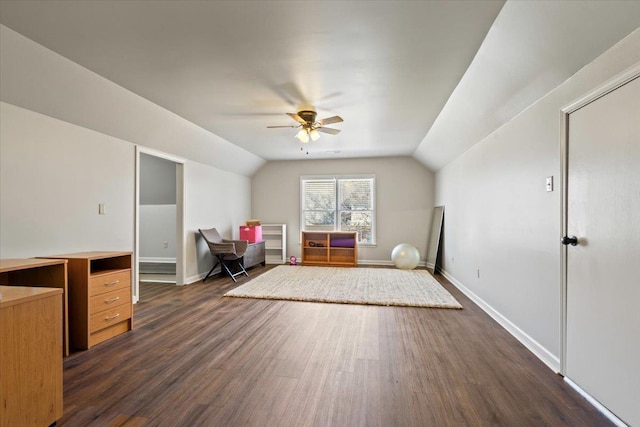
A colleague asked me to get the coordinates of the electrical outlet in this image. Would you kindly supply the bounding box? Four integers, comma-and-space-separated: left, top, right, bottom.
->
451, 256, 454, 263
163, 242, 169, 249
477, 269, 480, 278
98, 203, 105, 215
546, 176, 553, 192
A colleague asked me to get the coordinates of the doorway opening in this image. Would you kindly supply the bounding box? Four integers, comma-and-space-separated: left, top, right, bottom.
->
134, 147, 185, 302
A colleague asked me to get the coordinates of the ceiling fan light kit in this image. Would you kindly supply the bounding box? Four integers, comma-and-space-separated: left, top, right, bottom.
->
268, 109, 343, 149
296, 128, 310, 143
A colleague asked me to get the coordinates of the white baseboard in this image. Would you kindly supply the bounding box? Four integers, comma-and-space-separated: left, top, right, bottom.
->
140, 277, 176, 284
360, 259, 394, 266
359, 260, 427, 267
140, 257, 176, 264
564, 378, 628, 427
440, 269, 561, 373
184, 267, 220, 285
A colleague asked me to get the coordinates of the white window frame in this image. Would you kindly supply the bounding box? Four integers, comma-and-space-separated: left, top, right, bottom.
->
300, 174, 376, 246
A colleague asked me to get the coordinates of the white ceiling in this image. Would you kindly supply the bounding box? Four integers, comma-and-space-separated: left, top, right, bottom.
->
1, 1, 639, 170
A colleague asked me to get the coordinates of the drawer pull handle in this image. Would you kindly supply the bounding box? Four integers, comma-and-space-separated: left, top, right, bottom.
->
105, 280, 120, 287
104, 313, 120, 321
105, 296, 120, 304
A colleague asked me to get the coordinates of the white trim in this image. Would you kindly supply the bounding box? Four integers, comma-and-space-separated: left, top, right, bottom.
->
559, 106, 569, 374
359, 259, 394, 266
559, 62, 640, 375
184, 269, 217, 285
564, 378, 629, 427
175, 163, 185, 286
300, 173, 375, 180
134, 149, 141, 303
561, 62, 640, 115
139, 277, 177, 284
135, 146, 187, 302
136, 146, 186, 164
441, 269, 561, 373
139, 257, 176, 264
358, 259, 427, 268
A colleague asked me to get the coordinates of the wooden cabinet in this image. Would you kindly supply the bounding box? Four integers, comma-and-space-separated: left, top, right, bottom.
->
45, 252, 133, 350
243, 241, 266, 269
0, 285, 63, 427
301, 231, 358, 267
262, 223, 287, 264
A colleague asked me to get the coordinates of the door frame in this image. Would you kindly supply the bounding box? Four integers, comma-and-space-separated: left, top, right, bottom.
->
559, 62, 640, 374
134, 146, 186, 302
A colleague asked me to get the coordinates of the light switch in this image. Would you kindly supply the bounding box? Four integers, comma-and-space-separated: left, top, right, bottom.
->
546, 176, 553, 192
98, 203, 106, 215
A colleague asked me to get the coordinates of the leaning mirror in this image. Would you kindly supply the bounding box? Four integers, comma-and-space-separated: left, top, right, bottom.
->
426, 206, 444, 274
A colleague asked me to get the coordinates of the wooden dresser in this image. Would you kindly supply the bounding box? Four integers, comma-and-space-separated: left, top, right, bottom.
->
0, 285, 63, 427
44, 251, 133, 350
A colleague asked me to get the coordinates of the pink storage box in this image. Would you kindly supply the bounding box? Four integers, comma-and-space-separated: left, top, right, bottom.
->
239, 225, 262, 243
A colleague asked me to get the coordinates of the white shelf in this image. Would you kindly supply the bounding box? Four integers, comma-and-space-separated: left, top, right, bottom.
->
261, 224, 287, 264
265, 240, 282, 250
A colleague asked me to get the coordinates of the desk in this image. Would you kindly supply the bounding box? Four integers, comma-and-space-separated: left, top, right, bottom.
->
0, 258, 69, 356
0, 285, 63, 427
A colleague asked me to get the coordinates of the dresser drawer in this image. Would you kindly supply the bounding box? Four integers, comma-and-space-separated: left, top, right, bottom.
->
90, 305, 132, 334
89, 270, 131, 296
89, 286, 131, 313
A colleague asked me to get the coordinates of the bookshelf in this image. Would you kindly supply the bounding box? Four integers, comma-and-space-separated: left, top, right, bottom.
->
301, 231, 357, 267
262, 224, 287, 264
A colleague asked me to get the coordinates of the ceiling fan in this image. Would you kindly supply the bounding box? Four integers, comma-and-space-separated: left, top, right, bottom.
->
267, 110, 343, 143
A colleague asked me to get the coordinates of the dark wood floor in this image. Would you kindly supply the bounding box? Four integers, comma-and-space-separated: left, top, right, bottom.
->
58, 266, 610, 426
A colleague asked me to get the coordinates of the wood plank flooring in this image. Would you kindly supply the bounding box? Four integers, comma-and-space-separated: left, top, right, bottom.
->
58, 266, 610, 426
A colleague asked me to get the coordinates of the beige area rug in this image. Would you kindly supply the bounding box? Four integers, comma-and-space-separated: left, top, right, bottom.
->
224, 266, 462, 309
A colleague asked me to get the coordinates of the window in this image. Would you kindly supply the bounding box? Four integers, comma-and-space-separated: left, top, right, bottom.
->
301, 175, 375, 244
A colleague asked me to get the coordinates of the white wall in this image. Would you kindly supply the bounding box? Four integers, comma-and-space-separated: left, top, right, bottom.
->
432, 29, 640, 370
252, 157, 434, 263
184, 161, 251, 283
139, 205, 177, 260
0, 102, 252, 285
140, 153, 177, 205
0, 102, 135, 257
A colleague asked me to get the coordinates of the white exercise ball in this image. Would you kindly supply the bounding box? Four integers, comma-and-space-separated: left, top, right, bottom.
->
391, 243, 420, 270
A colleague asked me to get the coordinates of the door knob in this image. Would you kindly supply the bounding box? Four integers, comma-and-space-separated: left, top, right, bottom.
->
561, 235, 578, 246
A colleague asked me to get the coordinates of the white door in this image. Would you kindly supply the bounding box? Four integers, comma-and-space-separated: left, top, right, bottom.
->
565, 75, 640, 426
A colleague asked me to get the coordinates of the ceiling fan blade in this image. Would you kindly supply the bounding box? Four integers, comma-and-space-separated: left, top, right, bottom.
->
286, 112, 307, 125
267, 125, 297, 128
318, 115, 343, 126
317, 127, 341, 135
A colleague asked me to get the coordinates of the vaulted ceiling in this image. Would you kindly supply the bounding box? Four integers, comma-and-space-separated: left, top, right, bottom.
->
1, 1, 639, 171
